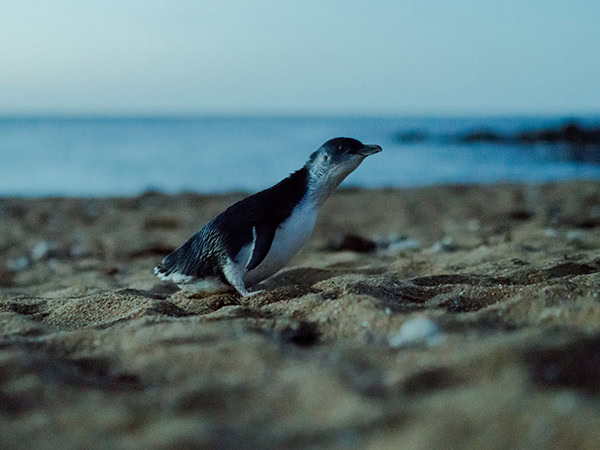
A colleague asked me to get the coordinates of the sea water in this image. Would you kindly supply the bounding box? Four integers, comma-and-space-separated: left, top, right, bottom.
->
1, 116, 599, 197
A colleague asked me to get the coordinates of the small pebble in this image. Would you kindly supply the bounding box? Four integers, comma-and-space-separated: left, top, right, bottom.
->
566, 230, 583, 241
423, 242, 444, 254
386, 238, 421, 252
423, 236, 457, 254
7, 257, 30, 271
389, 316, 442, 347
31, 240, 55, 261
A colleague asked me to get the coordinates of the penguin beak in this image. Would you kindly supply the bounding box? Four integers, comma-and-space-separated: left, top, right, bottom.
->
358, 144, 382, 156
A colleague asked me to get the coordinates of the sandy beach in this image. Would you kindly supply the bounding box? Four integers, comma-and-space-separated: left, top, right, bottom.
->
2, 181, 600, 448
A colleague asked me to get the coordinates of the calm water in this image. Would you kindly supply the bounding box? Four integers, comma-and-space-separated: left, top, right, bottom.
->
1, 116, 599, 196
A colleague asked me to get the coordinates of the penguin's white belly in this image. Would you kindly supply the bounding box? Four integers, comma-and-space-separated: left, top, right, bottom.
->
241, 202, 317, 286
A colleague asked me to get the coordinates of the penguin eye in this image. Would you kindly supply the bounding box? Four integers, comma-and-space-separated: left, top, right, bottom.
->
337, 145, 343, 151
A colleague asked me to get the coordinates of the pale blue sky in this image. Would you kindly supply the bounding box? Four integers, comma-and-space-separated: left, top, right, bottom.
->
1, 0, 599, 115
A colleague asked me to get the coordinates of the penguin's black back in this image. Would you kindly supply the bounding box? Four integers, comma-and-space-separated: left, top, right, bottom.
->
156, 167, 309, 280
213, 166, 309, 253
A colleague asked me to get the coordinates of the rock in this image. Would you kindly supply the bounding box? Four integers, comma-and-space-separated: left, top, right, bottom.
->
457, 129, 503, 143
423, 236, 458, 254
30, 241, 56, 262
370, 234, 421, 253
389, 316, 443, 347
7, 257, 30, 271
453, 121, 600, 164
385, 237, 421, 252
516, 122, 600, 146
566, 230, 584, 241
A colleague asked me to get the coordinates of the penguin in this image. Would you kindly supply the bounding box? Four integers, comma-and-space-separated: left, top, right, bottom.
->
154, 137, 382, 296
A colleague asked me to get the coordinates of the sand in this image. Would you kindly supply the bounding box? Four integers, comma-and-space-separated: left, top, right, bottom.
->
2, 181, 600, 449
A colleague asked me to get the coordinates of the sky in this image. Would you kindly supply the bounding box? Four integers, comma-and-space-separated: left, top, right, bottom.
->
1, 0, 599, 116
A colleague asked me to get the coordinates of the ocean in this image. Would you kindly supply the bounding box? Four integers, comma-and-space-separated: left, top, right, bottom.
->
1, 116, 599, 197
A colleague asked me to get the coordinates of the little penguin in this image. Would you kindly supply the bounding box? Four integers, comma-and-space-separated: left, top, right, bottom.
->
154, 137, 382, 296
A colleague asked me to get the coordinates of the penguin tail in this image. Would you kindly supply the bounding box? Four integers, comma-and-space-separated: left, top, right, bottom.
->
154, 251, 192, 284
153, 262, 170, 279
153, 231, 219, 285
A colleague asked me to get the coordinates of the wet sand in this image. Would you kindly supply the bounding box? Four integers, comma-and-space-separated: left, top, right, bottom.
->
2, 181, 600, 448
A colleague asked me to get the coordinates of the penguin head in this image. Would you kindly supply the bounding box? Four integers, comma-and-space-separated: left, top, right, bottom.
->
307, 137, 382, 189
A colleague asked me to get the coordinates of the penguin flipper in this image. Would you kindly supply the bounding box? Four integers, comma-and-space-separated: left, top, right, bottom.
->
244, 223, 276, 271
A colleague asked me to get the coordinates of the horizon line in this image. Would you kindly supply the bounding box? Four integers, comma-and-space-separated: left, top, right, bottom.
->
1, 111, 600, 120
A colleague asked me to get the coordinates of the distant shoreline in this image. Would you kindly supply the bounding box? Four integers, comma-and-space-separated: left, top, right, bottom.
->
2, 116, 600, 196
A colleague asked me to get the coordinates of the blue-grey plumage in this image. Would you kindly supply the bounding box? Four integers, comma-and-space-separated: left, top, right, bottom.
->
154, 137, 382, 296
